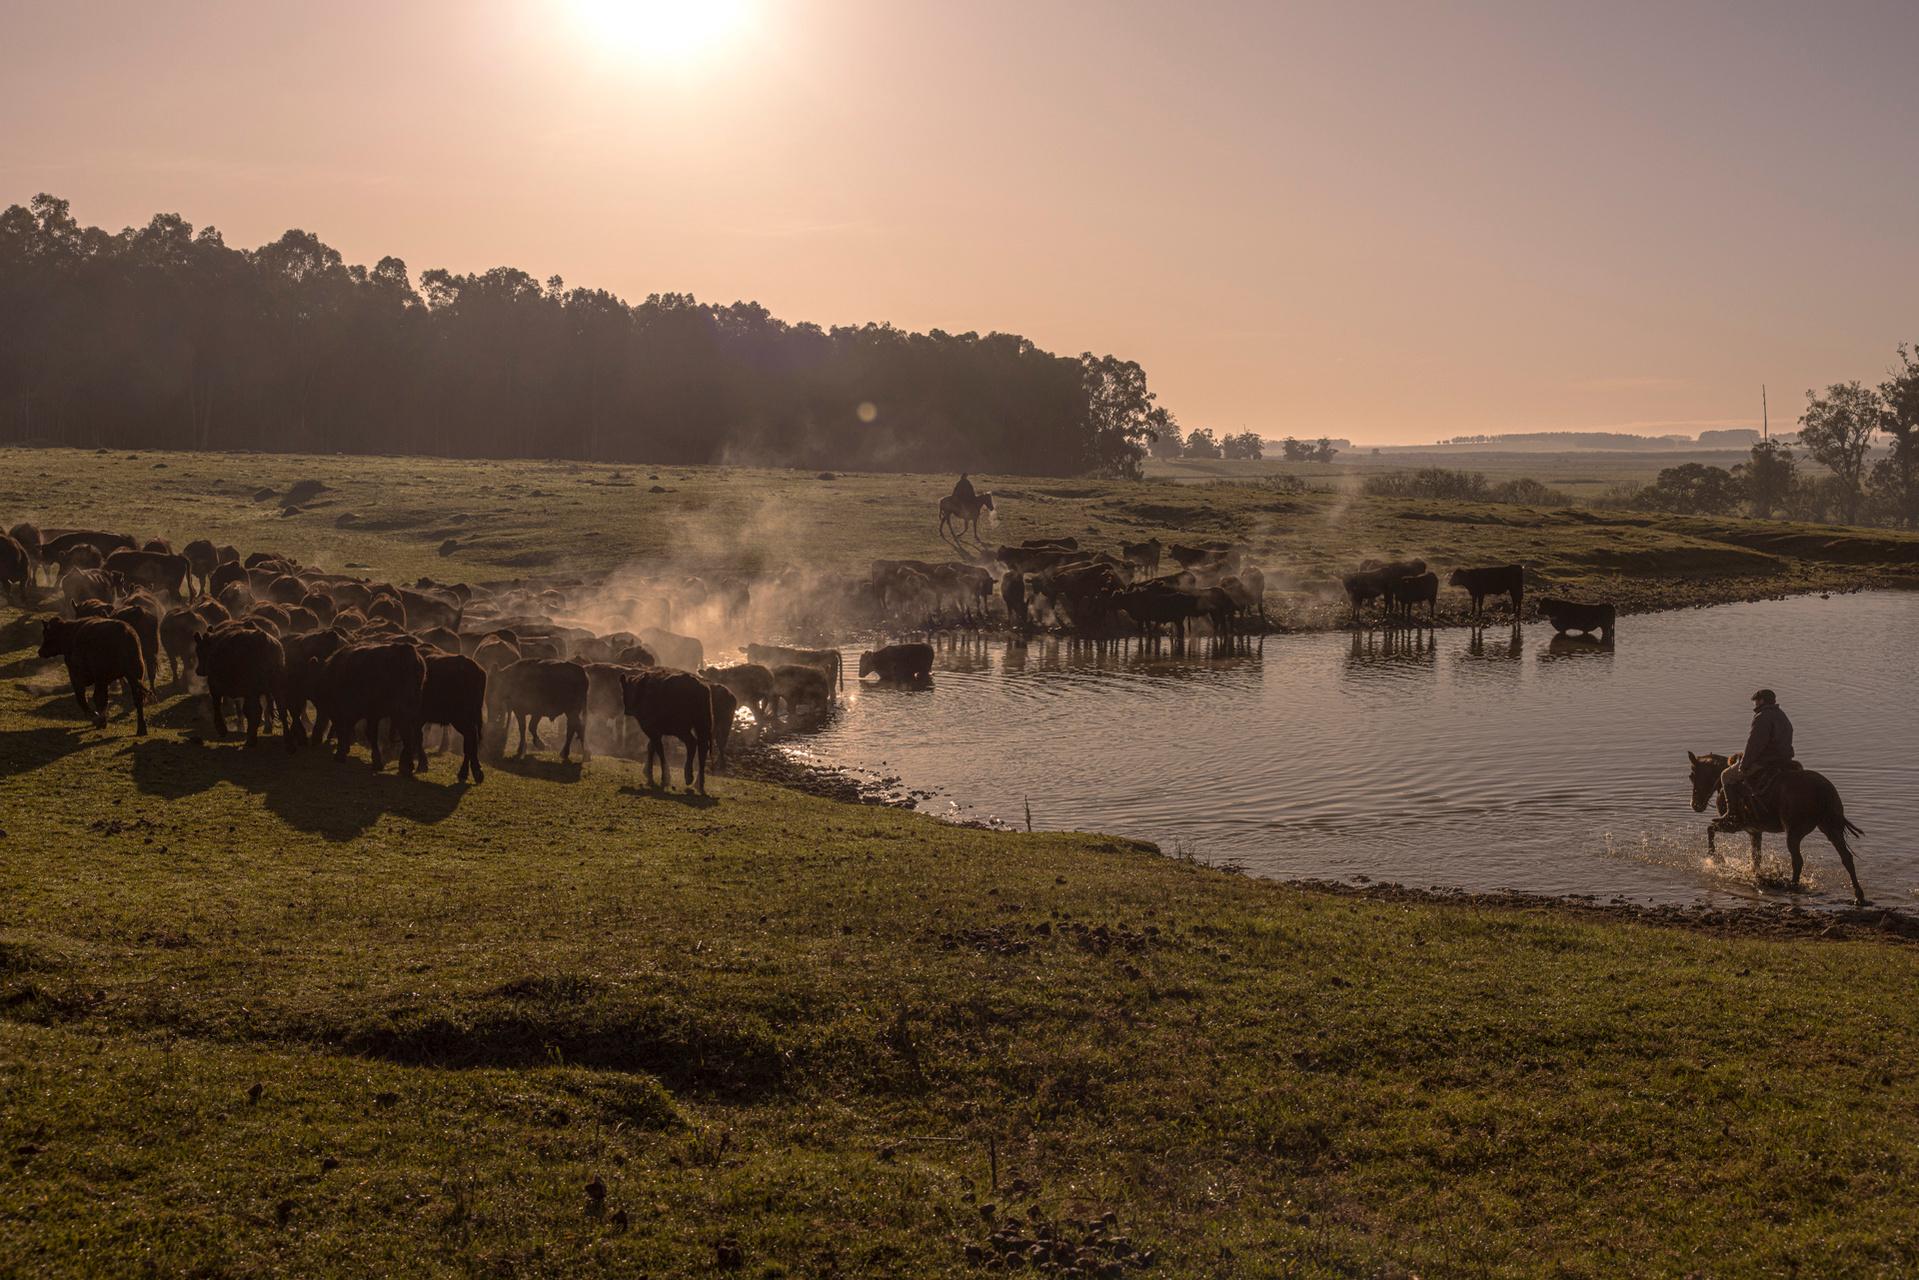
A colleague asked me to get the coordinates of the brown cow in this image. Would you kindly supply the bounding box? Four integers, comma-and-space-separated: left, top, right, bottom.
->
580, 660, 641, 755
182, 538, 219, 596
105, 548, 189, 600
0, 533, 32, 606
490, 658, 589, 761
43, 530, 134, 572
700, 663, 775, 723
620, 668, 713, 793
1448, 564, 1525, 619
472, 633, 521, 676
747, 642, 842, 690
367, 593, 407, 628
770, 663, 834, 720
38, 616, 148, 734
707, 679, 738, 769
638, 626, 702, 672
283, 628, 347, 743
7, 523, 41, 583
195, 621, 288, 747
208, 560, 249, 601
60, 567, 116, 613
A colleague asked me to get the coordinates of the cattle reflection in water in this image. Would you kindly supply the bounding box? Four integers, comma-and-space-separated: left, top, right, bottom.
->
1463, 624, 1523, 661
1540, 633, 1616, 663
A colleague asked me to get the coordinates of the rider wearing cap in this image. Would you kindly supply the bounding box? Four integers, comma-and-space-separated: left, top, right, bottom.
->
1722, 688, 1793, 824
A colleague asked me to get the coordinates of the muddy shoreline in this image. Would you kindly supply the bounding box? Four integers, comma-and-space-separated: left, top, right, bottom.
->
1284, 879, 1919, 943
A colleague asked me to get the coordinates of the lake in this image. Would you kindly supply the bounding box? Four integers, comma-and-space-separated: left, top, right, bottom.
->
778, 592, 1918, 907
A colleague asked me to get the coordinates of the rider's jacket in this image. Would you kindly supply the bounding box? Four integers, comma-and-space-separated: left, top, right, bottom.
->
1743, 703, 1795, 772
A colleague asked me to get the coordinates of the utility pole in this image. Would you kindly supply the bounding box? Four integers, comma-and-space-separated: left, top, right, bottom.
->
1762, 385, 1769, 441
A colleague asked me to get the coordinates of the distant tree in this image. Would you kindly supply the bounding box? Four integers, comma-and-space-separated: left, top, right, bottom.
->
1872, 344, 1919, 527
1633, 463, 1747, 515
1312, 437, 1339, 463
1183, 427, 1222, 459
1279, 436, 1312, 462
1737, 440, 1797, 519
1219, 431, 1263, 460
1798, 381, 1886, 524
1146, 406, 1185, 459
0, 192, 1180, 478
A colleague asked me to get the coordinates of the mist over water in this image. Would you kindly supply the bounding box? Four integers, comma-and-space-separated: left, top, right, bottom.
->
784, 593, 1919, 908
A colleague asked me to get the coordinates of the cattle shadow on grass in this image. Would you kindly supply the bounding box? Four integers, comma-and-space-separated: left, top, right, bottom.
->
0, 725, 114, 778
492, 755, 584, 783
126, 737, 465, 840
616, 784, 718, 809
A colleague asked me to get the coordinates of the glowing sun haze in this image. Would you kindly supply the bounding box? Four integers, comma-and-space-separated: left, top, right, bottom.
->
3, 0, 1916, 446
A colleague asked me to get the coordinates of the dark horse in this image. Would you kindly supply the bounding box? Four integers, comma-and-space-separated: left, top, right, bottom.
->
938, 491, 994, 544
1686, 751, 1869, 905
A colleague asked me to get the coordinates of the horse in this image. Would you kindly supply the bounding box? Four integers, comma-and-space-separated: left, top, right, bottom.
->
1685, 751, 1869, 905
938, 491, 994, 544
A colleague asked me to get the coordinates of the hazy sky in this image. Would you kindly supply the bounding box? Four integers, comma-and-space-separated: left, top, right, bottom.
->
4, 0, 1915, 445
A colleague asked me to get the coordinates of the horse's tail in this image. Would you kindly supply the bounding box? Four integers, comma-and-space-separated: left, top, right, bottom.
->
1844, 817, 1863, 838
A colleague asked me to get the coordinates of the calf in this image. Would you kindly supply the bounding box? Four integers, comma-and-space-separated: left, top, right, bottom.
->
620, 668, 713, 793
1448, 564, 1525, 619
1538, 597, 1616, 640
859, 642, 934, 682
194, 621, 288, 747
38, 616, 148, 734
158, 599, 230, 684
747, 642, 842, 690
490, 657, 589, 761
318, 640, 427, 773
418, 651, 487, 783
7, 523, 41, 584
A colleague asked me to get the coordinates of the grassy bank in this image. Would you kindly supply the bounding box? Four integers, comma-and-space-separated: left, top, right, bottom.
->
4, 448, 1916, 628
3, 616, 1919, 1277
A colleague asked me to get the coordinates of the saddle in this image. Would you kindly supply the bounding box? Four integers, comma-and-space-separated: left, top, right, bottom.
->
1720, 759, 1802, 832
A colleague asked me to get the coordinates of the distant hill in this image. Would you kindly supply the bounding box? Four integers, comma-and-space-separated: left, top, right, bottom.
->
1370, 429, 1765, 453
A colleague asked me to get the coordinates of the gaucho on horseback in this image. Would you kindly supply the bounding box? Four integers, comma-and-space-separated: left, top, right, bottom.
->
1722, 688, 1792, 826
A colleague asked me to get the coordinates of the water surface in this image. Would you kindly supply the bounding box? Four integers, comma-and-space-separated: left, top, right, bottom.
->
781, 592, 1918, 907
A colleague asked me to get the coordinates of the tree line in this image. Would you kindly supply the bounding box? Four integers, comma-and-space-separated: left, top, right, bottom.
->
1609, 347, 1919, 527
0, 195, 1167, 477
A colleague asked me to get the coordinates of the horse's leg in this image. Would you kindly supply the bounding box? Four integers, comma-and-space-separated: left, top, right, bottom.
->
1785, 824, 1809, 891
1819, 820, 1869, 906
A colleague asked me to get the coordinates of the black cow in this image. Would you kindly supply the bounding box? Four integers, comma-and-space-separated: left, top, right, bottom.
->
490, 658, 589, 761
859, 642, 934, 682
0, 533, 32, 605
419, 651, 487, 783
104, 549, 189, 600
318, 640, 428, 773
1388, 571, 1439, 621
1449, 564, 1525, 619
621, 668, 713, 793
1538, 597, 1616, 639
38, 616, 148, 734
195, 621, 288, 747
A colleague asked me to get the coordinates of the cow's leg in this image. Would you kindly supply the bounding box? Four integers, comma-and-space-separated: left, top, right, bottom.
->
529, 715, 547, 749
243, 693, 262, 747
367, 716, 385, 771
646, 735, 662, 788
208, 682, 229, 737
514, 712, 528, 758
1749, 831, 1763, 880
334, 715, 353, 762
88, 679, 111, 728
128, 676, 147, 736
564, 711, 585, 763
398, 718, 419, 778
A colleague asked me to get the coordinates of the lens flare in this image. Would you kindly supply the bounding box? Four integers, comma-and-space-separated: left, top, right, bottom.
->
569, 0, 751, 64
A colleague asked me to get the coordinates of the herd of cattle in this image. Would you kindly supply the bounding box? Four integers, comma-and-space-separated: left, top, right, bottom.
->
0, 521, 1621, 794
0, 522, 948, 795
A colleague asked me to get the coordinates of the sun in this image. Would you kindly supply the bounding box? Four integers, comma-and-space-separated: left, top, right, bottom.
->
569, 0, 752, 64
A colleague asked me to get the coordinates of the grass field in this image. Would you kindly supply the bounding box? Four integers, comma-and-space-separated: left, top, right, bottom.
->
3, 641, 1917, 1278
5, 448, 1917, 626
4, 449, 1919, 1276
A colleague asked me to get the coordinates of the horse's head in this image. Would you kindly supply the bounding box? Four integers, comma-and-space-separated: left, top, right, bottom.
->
979, 492, 994, 512
1686, 750, 1730, 813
